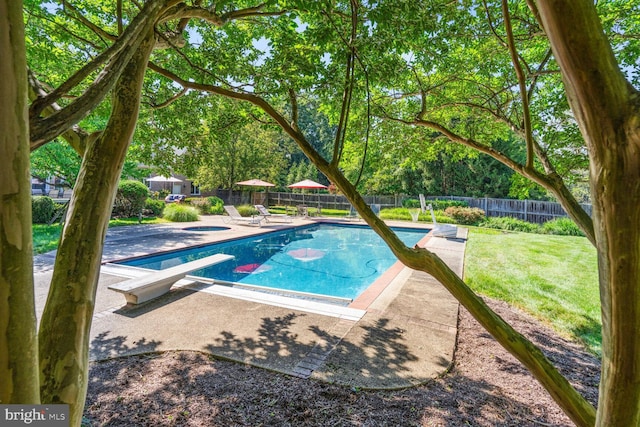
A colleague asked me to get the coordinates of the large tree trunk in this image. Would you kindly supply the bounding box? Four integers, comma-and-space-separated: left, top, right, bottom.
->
535, 1, 640, 425
0, 0, 40, 404
37, 31, 156, 426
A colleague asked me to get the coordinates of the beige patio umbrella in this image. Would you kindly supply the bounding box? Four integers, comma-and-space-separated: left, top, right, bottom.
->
236, 179, 275, 205
146, 175, 182, 192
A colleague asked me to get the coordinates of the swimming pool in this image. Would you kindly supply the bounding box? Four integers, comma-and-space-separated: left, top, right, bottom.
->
117, 224, 428, 301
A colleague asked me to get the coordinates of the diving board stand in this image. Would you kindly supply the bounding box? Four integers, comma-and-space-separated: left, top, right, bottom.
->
108, 254, 234, 305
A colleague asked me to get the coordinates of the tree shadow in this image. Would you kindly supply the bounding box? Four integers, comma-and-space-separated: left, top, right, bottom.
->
90, 331, 162, 361
83, 351, 578, 426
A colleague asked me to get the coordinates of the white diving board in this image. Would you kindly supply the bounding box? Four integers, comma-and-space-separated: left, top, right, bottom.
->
108, 253, 234, 305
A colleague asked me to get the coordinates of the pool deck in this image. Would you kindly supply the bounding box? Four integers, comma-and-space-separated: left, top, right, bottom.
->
33, 215, 465, 389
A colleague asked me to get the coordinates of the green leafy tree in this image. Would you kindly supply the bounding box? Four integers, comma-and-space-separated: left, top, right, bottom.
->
3, 2, 640, 427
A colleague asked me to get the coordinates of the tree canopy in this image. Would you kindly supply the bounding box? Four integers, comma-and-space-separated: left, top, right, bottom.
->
3, 1, 640, 426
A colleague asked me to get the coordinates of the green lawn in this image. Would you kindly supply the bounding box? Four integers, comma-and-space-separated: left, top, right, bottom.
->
464, 228, 601, 355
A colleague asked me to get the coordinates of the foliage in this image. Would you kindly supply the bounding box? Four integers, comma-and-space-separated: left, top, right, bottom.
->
15, 0, 640, 424
480, 216, 540, 233
402, 199, 421, 208
380, 207, 453, 224
235, 205, 259, 217
426, 199, 468, 210
465, 229, 600, 354
162, 204, 199, 222
144, 198, 165, 217
112, 180, 149, 218
444, 207, 486, 225
542, 218, 585, 237
207, 196, 224, 214
186, 197, 211, 215
32, 196, 55, 224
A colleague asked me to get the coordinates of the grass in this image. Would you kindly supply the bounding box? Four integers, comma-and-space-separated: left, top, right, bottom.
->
32, 217, 166, 254
464, 227, 601, 355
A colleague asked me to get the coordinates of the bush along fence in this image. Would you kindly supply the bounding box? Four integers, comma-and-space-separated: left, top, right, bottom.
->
426, 196, 592, 224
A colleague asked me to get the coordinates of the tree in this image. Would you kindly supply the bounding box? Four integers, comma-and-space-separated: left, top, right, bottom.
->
8, 2, 289, 425
4, 1, 640, 426
147, 1, 637, 425
0, 0, 40, 405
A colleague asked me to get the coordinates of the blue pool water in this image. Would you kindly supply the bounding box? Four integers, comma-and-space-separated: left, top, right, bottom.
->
119, 224, 428, 300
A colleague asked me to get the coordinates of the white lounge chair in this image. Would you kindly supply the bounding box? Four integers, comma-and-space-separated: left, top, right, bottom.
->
254, 205, 293, 223
427, 204, 458, 238
223, 205, 263, 226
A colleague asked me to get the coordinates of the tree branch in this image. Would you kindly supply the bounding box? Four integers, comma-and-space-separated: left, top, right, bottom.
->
30, 0, 165, 148
502, 0, 534, 170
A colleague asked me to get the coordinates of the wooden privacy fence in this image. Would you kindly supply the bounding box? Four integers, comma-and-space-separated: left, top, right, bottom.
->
210, 189, 591, 224
212, 189, 399, 211
427, 196, 592, 224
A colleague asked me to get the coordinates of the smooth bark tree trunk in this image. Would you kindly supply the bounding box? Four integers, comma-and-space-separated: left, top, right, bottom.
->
0, 0, 40, 404
535, 1, 640, 425
37, 31, 156, 426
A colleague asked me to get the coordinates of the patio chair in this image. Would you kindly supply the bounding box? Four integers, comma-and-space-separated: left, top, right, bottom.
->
254, 205, 293, 223
223, 205, 263, 227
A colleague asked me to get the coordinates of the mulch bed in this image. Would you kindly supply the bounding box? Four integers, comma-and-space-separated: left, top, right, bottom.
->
84, 297, 600, 426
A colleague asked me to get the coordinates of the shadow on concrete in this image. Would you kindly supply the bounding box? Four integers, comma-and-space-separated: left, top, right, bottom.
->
112, 288, 198, 319
90, 332, 162, 361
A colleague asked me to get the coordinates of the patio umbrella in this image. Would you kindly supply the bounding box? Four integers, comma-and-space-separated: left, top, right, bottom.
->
288, 179, 327, 206
147, 175, 183, 183
236, 179, 275, 205
236, 179, 275, 187
146, 175, 182, 191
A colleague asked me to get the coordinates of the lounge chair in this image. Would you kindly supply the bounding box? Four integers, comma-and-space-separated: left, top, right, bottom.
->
427, 203, 458, 238
223, 205, 263, 226
254, 205, 293, 223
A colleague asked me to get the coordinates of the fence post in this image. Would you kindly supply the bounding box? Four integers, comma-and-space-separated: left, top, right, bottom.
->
524, 199, 528, 222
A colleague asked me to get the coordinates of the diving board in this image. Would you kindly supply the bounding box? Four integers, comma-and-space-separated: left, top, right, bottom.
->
108, 253, 234, 305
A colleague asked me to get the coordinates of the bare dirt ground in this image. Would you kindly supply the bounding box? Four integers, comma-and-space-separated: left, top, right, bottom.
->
84, 298, 600, 426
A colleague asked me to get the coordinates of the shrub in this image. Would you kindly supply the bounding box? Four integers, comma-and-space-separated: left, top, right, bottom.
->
541, 217, 585, 236
427, 199, 468, 210
480, 216, 540, 233
236, 204, 258, 217
144, 198, 165, 217
32, 196, 55, 224
112, 180, 149, 218
187, 197, 212, 214
207, 196, 224, 214
445, 206, 485, 225
163, 204, 199, 222
378, 207, 454, 224
241, 205, 258, 216
402, 198, 421, 208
